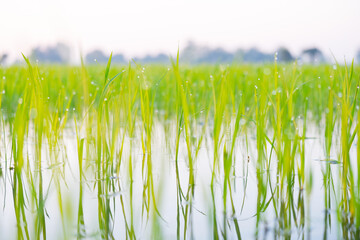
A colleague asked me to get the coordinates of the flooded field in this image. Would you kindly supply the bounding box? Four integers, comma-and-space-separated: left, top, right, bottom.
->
0, 56, 359, 239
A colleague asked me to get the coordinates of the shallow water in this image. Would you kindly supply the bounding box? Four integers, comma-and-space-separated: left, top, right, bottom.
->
0, 121, 356, 239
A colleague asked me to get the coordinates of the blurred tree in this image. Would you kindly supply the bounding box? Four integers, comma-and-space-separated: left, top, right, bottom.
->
86, 51, 126, 64
197, 48, 233, 64
243, 48, 273, 63
0, 53, 8, 65
30, 42, 71, 63
134, 53, 169, 64
233, 49, 245, 62
112, 54, 126, 64
56, 43, 71, 63
181, 41, 290, 64
85, 50, 108, 64
181, 41, 210, 64
277, 47, 294, 62
301, 47, 325, 64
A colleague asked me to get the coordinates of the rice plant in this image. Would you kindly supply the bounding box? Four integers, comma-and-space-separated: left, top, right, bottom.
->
0, 55, 359, 239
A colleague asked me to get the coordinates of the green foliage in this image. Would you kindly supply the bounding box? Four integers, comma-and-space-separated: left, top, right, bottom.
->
0, 59, 359, 239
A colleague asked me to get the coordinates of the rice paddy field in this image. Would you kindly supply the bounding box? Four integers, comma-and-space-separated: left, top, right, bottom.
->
0, 53, 360, 239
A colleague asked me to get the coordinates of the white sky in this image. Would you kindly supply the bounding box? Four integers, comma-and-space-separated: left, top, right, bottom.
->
0, 0, 359, 63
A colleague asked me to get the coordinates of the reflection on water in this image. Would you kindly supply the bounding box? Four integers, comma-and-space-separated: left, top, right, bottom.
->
0, 122, 356, 239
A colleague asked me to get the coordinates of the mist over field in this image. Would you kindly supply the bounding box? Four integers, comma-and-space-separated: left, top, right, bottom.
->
1, 0, 360, 64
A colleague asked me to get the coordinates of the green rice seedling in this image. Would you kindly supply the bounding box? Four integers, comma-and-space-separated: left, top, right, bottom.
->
1, 58, 360, 239
22, 54, 49, 240
208, 66, 229, 240
299, 95, 308, 186
10, 56, 33, 240
265, 60, 305, 239
74, 117, 86, 239
219, 75, 245, 240
334, 60, 359, 236
254, 81, 265, 238
174, 106, 185, 240
136, 62, 165, 236
222, 147, 231, 239
172, 51, 197, 239
94, 53, 125, 240
320, 66, 337, 238
357, 93, 360, 235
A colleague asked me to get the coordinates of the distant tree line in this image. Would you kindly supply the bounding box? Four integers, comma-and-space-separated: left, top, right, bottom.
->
85, 50, 126, 64
85, 43, 328, 65
180, 42, 326, 64
1, 42, 360, 65
85, 50, 169, 65
30, 43, 71, 64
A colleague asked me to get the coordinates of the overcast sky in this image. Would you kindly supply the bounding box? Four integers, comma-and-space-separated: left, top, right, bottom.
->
0, 0, 359, 62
